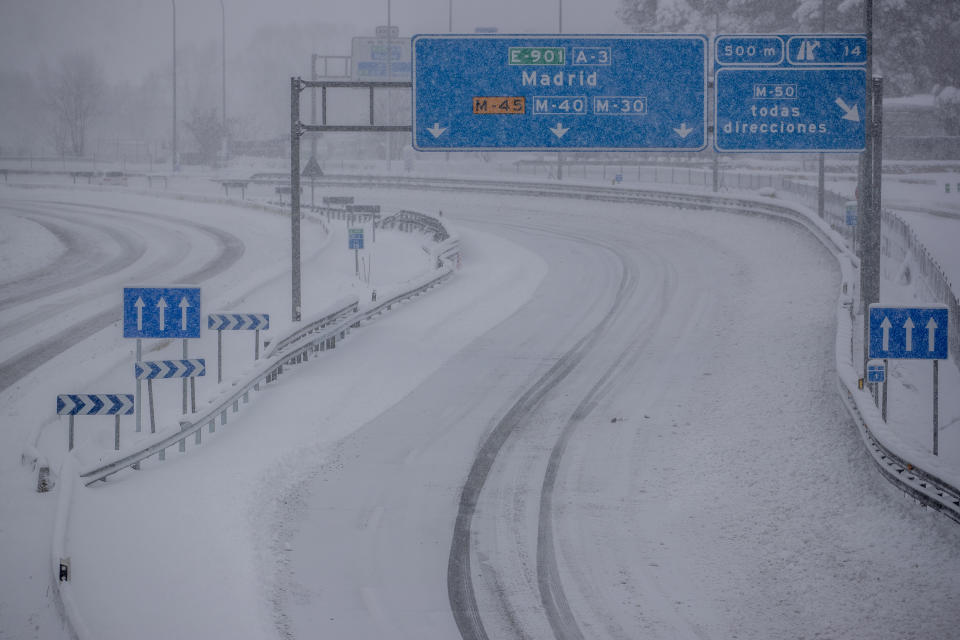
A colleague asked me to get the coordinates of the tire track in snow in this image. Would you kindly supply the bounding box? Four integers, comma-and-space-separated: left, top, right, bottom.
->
0, 199, 244, 393
448, 217, 662, 640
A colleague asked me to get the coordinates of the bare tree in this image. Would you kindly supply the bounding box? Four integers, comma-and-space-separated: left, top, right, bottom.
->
47, 52, 104, 157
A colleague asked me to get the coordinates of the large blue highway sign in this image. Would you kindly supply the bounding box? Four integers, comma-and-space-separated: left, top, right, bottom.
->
714, 34, 867, 152
412, 35, 707, 151
123, 287, 202, 339
869, 305, 949, 360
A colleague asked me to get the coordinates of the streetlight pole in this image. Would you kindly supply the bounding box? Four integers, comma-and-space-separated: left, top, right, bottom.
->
171, 0, 177, 172
220, 0, 227, 163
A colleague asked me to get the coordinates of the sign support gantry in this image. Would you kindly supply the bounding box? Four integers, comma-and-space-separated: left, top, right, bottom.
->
289, 77, 412, 322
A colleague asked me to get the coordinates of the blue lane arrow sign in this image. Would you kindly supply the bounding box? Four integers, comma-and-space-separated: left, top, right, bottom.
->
135, 359, 207, 380
124, 287, 202, 339
413, 34, 707, 151
868, 305, 949, 360
208, 314, 270, 331
57, 394, 135, 415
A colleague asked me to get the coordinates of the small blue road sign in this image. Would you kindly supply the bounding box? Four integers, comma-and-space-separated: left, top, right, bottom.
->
845, 201, 857, 226
714, 33, 866, 153
208, 314, 270, 331
123, 287, 201, 339
349, 228, 365, 250
412, 35, 707, 151
866, 359, 886, 384
57, 394, 135, 416
869, 305, 949, 360
135, 359, 206, 380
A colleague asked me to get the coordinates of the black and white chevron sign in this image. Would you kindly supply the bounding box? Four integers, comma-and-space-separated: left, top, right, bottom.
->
135, 359, 206, 380
57, 394, 135, 416
207, 313, 270, 331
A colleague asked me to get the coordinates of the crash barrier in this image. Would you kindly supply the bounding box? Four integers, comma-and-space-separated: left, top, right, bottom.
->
76, 226, 457, 486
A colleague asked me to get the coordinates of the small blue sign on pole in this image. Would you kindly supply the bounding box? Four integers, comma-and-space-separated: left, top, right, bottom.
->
868, 304, 949, 360
866, 359, 886, 384
714, 34, 867, 153
413, 35, 707, 151
349, 228, 365, 250
123, 287, 201, 339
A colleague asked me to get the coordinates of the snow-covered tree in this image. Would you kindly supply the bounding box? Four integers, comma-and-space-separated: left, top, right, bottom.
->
47, 52, 104, 156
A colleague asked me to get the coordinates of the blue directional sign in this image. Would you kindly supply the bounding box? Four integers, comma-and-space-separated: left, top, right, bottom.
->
123, 287, 202, 339
57, 394, 135, 416
866, 359, 886, 384
349, 228, 364, 250
869, 305, 949, 360
412, 35, 707, 151
714, 34, 867, 152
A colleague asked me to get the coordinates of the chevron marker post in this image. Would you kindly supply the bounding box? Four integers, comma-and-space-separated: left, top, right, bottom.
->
57, 394, 135, 451
208, 314, 270, 382
134, 359, 206, 434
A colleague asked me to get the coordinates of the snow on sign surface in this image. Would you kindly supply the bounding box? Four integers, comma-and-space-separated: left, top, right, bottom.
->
412, 35, 707, 151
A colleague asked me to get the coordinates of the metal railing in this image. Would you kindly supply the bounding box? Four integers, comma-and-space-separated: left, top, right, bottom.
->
78, 231, 457, 485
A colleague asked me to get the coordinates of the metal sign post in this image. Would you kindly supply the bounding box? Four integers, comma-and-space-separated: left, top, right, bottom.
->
349, 228, 365, 276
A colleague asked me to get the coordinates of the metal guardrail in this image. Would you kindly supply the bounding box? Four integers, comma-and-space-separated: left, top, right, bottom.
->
78, 234, 456, 486
303, 174, 960, 522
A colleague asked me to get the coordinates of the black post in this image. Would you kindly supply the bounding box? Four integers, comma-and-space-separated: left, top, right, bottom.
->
291, 77, 302, 322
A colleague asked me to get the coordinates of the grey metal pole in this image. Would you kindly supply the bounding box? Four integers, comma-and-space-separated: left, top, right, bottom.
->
860, 0, 877, 374
882, 358, 888, 421
182, 339, 188, 414
217, 329, 223, 383
171, 0, 177, 172
933, 360, 939, 455
291, 77, 302, 322
68, 416, 74, 451
817, 0, 826, 218
220, 0, 227, 162
114, 414, 120, 451
135, 339, 142, 432
311, 55, 318, 161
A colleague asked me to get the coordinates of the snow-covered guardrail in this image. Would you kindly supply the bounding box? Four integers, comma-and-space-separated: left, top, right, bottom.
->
308, 174, 960, 523
77, 234, 457, 486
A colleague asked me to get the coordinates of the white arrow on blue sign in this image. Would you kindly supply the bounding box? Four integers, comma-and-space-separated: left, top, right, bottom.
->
135, 359, 207, 380
57, 394, 135, 416
208, 314, 270, 331
123, 287, 201, 339
868, 305, 949, 360
714, 33, 867, 153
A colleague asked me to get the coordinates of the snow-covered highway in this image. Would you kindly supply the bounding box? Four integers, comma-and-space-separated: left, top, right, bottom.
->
1, 182, 959, 639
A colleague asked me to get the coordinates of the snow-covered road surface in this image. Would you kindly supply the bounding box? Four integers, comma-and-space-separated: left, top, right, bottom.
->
277, 191, 960, 639
2, 183, 959, 640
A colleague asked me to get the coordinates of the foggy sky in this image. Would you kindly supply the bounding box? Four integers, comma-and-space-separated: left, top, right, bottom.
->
0, 0, 627, 83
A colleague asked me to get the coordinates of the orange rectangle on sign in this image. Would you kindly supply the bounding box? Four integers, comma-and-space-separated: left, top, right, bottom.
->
473, 96, 526, 114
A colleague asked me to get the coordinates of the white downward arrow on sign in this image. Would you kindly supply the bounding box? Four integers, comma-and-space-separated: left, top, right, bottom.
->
835, 98, 860, 122
550, 122, 569, 139
673, 122, 693, 138
427, 122, 447, 138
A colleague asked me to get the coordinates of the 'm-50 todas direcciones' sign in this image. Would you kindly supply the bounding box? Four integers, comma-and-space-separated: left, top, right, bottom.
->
714, 34, 867, 152
413, 35, 707, 151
